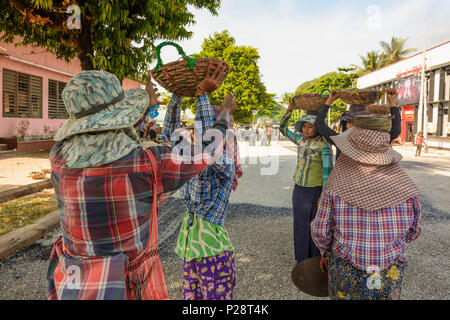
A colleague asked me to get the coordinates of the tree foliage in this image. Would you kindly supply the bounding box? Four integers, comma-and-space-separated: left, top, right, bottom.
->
379, 36, 417, 66
173, 30, 275, 124
0, 0, 221, 81
284, 36, 416, 124
292, 70, 358, 123
358, 50, 382, 73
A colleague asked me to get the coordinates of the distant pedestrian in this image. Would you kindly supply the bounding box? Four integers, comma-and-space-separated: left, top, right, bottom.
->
249, 125, 257, 146
415, 131, 426, 156
280, 99, 332, 264
267, 125, 273, 146
311, 114, 422, 300
260, 125, 268, 146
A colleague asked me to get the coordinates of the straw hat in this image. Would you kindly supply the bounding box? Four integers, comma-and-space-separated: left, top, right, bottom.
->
331, 115, 402, 165
55, 71, 149, 141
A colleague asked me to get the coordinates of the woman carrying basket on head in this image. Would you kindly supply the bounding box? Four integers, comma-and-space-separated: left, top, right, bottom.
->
280, 100, 332, 265
46, 68, 234, 300
311, 113, 422, 300
162, 62, 242, 300
314, 89, 401, 160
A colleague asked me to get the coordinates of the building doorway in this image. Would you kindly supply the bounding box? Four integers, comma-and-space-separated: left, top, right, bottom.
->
406, 122, 414, 142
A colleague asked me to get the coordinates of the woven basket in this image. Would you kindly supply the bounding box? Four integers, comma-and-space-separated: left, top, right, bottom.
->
366, 104, 391, 116
292, 93, 328, 111
150, 42, 229, 97
338, 89, 381, 106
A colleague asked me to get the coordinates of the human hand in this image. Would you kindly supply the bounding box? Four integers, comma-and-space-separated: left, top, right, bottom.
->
145, 71, 165, 106
222, 92, 237, 115
287, 98, 296, 112
197, 62, 228, 94
325, 90, 340, 106
320, 256, 329, 273
386, 89, 398, 107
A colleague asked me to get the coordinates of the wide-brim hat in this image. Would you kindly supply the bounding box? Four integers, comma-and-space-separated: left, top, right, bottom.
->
331, 126, 402, 165
54, 70, 149, 141
291, 256, 329, 297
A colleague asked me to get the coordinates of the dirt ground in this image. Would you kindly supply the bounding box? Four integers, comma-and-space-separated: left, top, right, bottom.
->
0, 151, 51, 192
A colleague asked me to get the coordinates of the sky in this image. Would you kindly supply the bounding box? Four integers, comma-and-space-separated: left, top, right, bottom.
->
150, 0, 450, 102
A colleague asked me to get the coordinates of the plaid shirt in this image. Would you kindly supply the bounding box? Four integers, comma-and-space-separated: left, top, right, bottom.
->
280, 111, 332, 187
47, 117, 228, 299
311, 188, 422, 272
163, 94, 236, 226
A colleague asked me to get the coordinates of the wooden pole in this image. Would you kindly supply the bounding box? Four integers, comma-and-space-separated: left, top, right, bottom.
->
418, 45, 426, 133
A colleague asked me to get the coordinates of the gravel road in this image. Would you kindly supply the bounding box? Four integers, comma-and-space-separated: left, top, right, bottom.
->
0, 142, 448, 300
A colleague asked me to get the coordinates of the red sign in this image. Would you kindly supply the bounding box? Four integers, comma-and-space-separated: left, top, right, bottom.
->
396, 65, 426, 78
395, 76, 420, 105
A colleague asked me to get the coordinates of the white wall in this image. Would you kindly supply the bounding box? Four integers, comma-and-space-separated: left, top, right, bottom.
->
357, 41, 450, 89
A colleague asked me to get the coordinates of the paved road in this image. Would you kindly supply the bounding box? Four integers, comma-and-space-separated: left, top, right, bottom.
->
0, 141, 449, 300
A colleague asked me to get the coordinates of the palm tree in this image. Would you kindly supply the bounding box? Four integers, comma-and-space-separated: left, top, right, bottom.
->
379, 36, 417, 66
359, 50, 382, 73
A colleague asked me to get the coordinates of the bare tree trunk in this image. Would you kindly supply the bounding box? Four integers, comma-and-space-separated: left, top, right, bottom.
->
77, 12, 94, 70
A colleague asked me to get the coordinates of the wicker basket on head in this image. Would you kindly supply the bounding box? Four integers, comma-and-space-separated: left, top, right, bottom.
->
366, 104, 391, 116
338, 89, 382, 106
150, 42, 230, 97
292, 90, 329, 111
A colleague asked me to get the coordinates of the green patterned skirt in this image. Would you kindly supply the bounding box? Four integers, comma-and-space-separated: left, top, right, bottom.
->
176, 211, 234, 262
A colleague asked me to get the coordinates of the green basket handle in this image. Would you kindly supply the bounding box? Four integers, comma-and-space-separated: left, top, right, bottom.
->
319, 89, 331, 98
154, 41, 196, 75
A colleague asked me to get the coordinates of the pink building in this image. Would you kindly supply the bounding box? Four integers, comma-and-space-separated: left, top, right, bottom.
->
0, 38, 143, 141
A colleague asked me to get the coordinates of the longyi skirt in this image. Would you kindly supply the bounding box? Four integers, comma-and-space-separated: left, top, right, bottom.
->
328, 252, 407, 300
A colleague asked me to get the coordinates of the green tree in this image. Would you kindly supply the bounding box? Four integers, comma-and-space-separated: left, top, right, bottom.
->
359, 50, 382, 73
174, 30, 275, 124
0, 0, 221, 81
256, 101, 286, 124
379, 36, 417, 66
293, 70, 356, 123
280, 92, 294, 106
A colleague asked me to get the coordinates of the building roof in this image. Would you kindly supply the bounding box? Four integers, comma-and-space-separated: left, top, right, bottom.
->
357, 40, 450, 89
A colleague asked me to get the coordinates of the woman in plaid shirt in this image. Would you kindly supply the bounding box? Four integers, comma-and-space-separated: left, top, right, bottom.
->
162, 67, 242, 300
311, 114, 422, 300
46, 68, 234, 300
280, 101, 332, 265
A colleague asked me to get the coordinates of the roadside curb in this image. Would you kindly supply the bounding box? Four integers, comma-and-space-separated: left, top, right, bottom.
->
0, 179, 52, 204
0, 210, 59, 261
